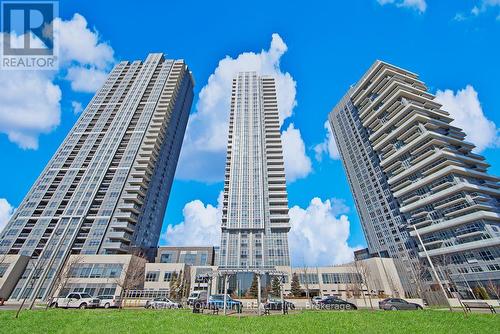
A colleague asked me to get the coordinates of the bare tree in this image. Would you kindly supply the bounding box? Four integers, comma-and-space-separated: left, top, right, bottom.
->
354, 260, 374, 309
345, 283, 353, 299
46, 255, 83, 309
169, 271, 180, 300
114, 254, 145, 309
183, 272, 191, 300
486, 280, 499, 300
411, 259, 431, 299
177, 270, 187, 300
351, 262, 365, 303
435, 255, 455, 297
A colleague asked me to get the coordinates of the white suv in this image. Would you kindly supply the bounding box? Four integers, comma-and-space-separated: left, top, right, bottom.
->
50, 293, 100, 309
97, 295, 121, 308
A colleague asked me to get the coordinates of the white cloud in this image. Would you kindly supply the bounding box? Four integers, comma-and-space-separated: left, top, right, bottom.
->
66, 66, 109, 93
162, 192, 223, 246
56, 13, 114, 69
0, 198, 14, 234
435, 85, 499, 152
56, 14, 114, 93
289, 197, 360, 267
0, 70, 61, 149
314, 120, 340, 161
0, 14, 114, 149
176, 33, 299, 182
377, 0, 427, 13
455, 0, 500, 21
71, 101, 83, 114
162, 195, 359, 267
282, 123, 312, 182
471, 0, 500, 16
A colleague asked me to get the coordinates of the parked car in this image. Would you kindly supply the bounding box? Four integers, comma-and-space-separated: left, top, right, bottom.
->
145, 297, 182, 309
317, 296, 357, 310
312, 296, 325, 305
379, 298, 423, 310
97, 295, 121, 308
191, 298, 209, 309
188, 291, 207, 306
264, 298, 295, 311
49, 293, 100, 309
208, 294, 242, 310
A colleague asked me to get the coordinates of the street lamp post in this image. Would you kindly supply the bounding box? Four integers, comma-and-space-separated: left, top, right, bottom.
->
280, 275, 285, 315
223, 274, 228, 315
257, 274, 261, 316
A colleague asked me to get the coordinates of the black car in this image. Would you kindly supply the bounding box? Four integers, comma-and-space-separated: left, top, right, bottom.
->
379, 298, 423, 310
317, 296, 357, 310
264, 298, 295, 311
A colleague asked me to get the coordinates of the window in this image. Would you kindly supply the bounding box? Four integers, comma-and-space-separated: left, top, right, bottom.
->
106, 264, 123, 278
487, 264, 500, 271
90, 265, 104, 278
145, 271, 159, 282
163, 272, 175, 282
181, 253, 197, 265
70, 263, 123, 279
0, 264, 9, 278
298, 273, 319, 285
478, 250, 494, 261
160, 251, 176, 263
200, 252, 208, 265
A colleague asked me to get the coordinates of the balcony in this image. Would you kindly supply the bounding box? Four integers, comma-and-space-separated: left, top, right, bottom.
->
113, 211, 139, 222
121, 202, 142, 214
108, 231, 133, 242
126, 185, 147, 197
112, 221, 135, 233
102, 241, 129, 253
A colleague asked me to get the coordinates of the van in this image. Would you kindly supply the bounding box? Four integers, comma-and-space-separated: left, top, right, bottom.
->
187, 290, 207, 306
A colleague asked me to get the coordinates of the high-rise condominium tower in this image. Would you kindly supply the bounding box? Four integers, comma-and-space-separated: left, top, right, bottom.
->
0, 53, 194, 300
219, 72, 291, 272
330, 61, 500, 296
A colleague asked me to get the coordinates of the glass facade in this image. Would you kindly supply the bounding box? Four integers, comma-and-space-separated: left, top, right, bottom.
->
219, 72, 290, 270
330, 61, 500, 297
0, 54, 194, 301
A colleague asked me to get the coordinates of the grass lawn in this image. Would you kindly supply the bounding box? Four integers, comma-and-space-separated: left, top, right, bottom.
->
0, 309, 498, 334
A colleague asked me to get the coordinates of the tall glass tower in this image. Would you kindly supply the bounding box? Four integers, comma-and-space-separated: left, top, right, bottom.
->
219, 72, 291, 273
0, 53, 194, 300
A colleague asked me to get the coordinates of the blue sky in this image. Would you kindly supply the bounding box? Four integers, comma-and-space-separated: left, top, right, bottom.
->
0, 0, 499, 266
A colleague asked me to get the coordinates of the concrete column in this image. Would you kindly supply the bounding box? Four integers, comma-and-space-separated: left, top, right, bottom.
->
207, 276, 212, 304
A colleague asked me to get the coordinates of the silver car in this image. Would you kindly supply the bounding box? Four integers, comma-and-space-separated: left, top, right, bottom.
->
145, 297, 182, 309
379, 298, 423, 310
